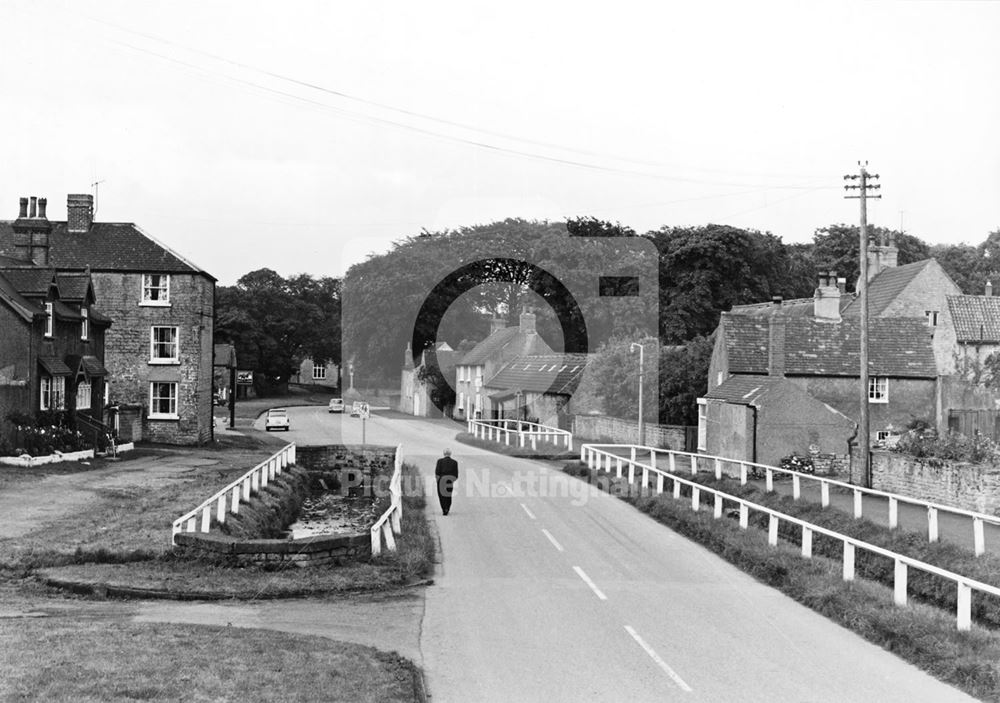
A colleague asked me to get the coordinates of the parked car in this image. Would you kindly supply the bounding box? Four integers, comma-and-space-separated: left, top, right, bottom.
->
350, 401, 365, 417
264, 408, 290, 431
328, 398, 345, 413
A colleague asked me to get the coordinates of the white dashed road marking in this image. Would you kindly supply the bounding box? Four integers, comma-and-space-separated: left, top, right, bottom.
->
624, 625, 693, 692
572, 566, 607, 601
520, 503, 536, 520
541, 528, 564, 552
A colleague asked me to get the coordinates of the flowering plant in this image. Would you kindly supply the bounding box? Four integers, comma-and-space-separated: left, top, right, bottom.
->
779, 454, 815, 475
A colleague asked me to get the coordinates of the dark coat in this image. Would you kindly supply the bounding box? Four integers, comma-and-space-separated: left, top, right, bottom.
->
435, 456, 459, 479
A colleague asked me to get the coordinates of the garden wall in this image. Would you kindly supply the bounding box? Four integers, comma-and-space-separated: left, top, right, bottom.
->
573, 414, 691, 450
872, 450, 1000, 516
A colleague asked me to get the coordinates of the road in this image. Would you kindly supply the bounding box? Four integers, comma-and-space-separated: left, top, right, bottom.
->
254, 406, 974, 701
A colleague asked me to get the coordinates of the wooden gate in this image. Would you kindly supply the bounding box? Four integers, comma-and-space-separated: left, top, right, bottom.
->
947, 409, 1000, 441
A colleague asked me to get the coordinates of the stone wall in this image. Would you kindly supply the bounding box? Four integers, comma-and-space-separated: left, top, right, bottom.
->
174, 531, 372, 566
573, 414, 690, 450
872, 450, 1000, 516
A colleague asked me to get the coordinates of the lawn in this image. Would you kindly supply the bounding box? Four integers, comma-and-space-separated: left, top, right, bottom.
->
0, 618, 421, 703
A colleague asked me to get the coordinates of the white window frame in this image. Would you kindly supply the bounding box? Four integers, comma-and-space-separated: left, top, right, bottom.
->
925, 310, 939, 327
697, 398, 708, 451
876, 430, 891, 442
44, 302, 53, 337
149, 381, 179, 419
140, 273, 171, 306
76, 379, 92, 410
475, 369, 483, 389
40, 376, 66, 411
868, 376, 889, 403
312, 364, 327, 380
150, 326, 180, 364
81, 307, 89, 340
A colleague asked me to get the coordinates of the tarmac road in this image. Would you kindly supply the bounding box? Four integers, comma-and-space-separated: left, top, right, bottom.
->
253, 407, 974, 702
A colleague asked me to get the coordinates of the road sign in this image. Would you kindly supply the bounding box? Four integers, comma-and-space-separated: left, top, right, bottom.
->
360, 403, 370, 420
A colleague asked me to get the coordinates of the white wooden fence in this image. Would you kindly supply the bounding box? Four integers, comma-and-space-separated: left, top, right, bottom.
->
580, 444, 1000, 556
581, 443, 1000, 631
371, 445, 404, 556
171, 443, 296, 544
469, 418, 572, 451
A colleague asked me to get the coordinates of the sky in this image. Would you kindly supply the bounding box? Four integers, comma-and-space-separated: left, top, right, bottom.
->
1, 0, 998, 285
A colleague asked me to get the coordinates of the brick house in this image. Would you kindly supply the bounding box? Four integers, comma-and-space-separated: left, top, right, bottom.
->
453, 310, 552, 420
482, 353, 589, 428
0, 257, 111, 441
0, 195, 216, 444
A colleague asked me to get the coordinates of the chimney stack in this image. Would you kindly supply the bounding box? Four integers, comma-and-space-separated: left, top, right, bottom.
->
768, 316, 786, 377
67, 193, 94, 233
987, 281, 993, 298
771, 296, 783, 307
519, 307, 536, 334
12, 195, 52, 265
490, 317, 506, 335
814, 270, 841, 321
38, 197, 47, 219
28, 197, 37, 218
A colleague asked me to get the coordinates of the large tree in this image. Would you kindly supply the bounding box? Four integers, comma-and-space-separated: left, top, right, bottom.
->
811, 224, 930, 292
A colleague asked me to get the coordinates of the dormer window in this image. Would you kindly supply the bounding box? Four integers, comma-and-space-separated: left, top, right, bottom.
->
44, 302, 53, 337
141, 274, 170, 305
81, 307, 89, 340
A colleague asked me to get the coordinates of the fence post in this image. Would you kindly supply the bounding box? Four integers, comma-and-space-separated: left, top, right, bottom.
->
739, 503, 748, 529
216, 494, 226, 524
691, 487, 700, 511
821, 481, 830, 508
616, 457, 623, 479
853, 489, 863, 519
690, 455, 698, 476
714, 457, 722, 480
957, 582, 972, 631
888, 497, 898, 529
768, 515, 778, 546
580, 446, 587, 464
656, 473, 664, 494
928, 507, 939, 543
371, 526, 381, 556
383, 521, 397, 552
231, 485, 240, 515
630, 447, 637, 465
672, 478, 681, 500
200, 505, 211, 533
628, 462, 635, 484
713, 494, 722, 519
765, 469, 773, 493
669, 452, 676, 474
894, 560, 908, 606
843, 542, 855, 581
739, 462, 747, 485
792, 474, 800, 500
642, 467, 649, 488
974, 518, 985, 557
801, 526, 813, 558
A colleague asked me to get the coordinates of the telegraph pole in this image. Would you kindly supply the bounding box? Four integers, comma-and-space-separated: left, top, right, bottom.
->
844, 163, 881, 487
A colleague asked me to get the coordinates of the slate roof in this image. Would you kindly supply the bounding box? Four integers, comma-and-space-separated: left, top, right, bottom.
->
841, 260, 933, 317
484, 353, 589, 395
704, 375, 786, 404
459, 326, 552, 365
0, 221, 214, 279
0, 268, 55, 297
722, 313, 936, 377
54, 272, 94, 303
730, 298, 817, 318
947, 295, 1000, 343
0, 270, 44, 322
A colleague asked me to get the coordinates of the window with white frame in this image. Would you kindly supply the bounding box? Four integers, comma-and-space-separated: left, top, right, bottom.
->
76, 379, 92, 410
475, 369, 483, 389
876, 430, 891, 442
925, 310, 939, 327
150, 326, 179, 363
40, 376, 66, 410
458, 392, 465, 413
312, 364, 326, 380
81, 307, 89, 340
697, 398, 708, 451
868, 376, 888, 403
44, 302, 53, 337
141, 274, 170, 305
149, 382, 178, 418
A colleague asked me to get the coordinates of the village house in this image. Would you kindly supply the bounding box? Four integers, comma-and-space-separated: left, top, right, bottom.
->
291, 357, 340, 388
482, 353, 589, 428
0, 253, 111, 444
453, 310, 552, 420
0, 195, 216, 444
400, 341, 457, 417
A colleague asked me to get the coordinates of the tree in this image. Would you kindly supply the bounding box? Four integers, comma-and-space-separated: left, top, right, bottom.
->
812, 224, 930, 292
584, 335, 659, 422
658, 336, 713, 425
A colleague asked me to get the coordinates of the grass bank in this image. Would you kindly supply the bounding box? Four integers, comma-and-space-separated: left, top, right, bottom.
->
0, 619, 421, 702
562, 462, 1000, 700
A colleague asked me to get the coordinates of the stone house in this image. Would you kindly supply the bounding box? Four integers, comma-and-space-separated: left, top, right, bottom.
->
400, 341, 457, 417
291, 357, 340, 388
0, 259, 111, 442
453, 310, 552, 420
482, 353, 589, 428
0, 194, 216, 445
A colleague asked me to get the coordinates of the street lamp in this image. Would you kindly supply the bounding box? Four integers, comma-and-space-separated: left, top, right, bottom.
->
630, 342, 645, 446
348, 361, 355, 390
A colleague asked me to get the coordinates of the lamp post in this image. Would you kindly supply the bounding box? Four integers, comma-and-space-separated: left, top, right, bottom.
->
348, 361, 355, 390
630, 342, 645, 446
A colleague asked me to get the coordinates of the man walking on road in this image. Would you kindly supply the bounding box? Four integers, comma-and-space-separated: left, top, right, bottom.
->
435, 448, 459, 515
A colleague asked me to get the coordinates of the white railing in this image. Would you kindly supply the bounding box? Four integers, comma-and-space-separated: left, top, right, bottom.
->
371, 445, 404, 556
469, 418, 573, 451
581, 443, 1000, 631
171, 443, 296, 544
580, 444, 1000, 557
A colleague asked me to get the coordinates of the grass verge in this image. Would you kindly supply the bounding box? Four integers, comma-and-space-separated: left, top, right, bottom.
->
0, 619, 421, 702
562, 462, 1000, 700
31, 462, 435, 599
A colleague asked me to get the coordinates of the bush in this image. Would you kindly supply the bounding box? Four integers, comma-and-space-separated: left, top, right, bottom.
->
893, 428, 1000, 464
780, 454, 814, 474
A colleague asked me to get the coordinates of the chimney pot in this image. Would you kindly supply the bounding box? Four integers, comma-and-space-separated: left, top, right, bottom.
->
987, 281, 994, 297
29, 197, 37, 218
837, 277, 847, 294
771, 296, 783, 306
18, 197, 28, 218
37, 197, 47, 219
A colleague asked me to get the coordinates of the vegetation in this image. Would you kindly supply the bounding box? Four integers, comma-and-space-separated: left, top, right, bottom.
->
561, 462, 1000, 700
0, 620, 422, 702
892, 425, 1000, 465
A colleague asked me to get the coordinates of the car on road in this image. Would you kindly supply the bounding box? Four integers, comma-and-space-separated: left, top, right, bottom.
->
264, 408, 290, 431
328, 398, 345, 413
350, 401, 365, 417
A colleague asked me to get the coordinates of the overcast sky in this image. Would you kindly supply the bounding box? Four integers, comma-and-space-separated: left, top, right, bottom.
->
1, 1, 997, 285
